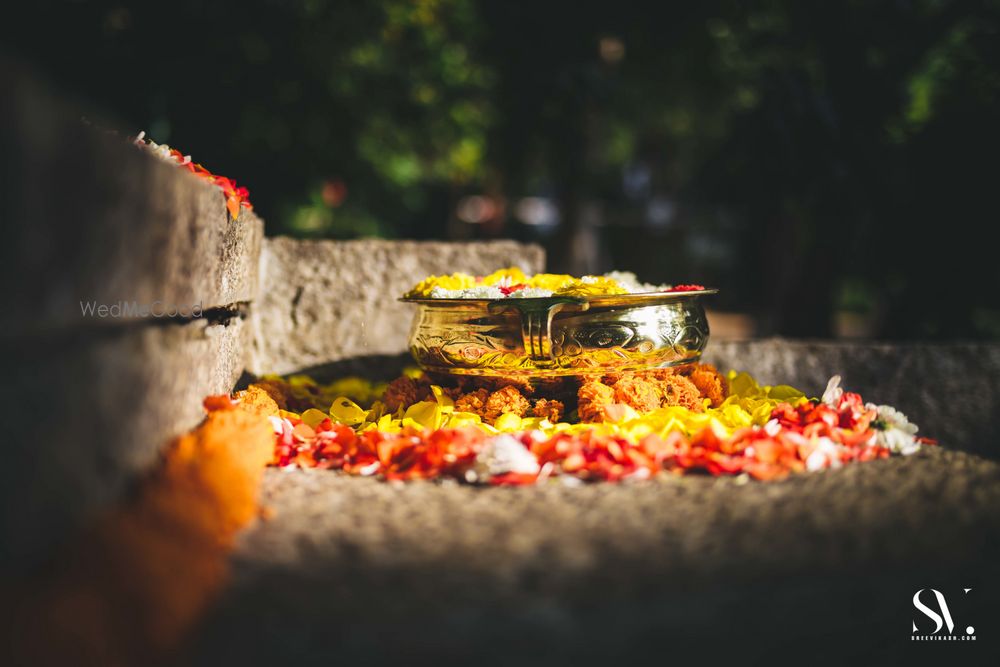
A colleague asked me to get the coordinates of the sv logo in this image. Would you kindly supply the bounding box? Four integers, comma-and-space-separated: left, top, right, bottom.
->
912, 588, 974, 635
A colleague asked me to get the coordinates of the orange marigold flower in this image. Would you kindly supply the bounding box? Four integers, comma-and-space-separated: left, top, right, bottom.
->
484, 385, 531, 423
382, 376, 430, 412
611, 375, 662, 413
531, 398, 564, 422
577, 380, 616, 423
454, 388, 490, 417
684, 363, 729, 408
656, 374, 704, 412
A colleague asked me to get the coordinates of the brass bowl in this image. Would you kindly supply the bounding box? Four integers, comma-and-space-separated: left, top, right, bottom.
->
401, 290, 716, 378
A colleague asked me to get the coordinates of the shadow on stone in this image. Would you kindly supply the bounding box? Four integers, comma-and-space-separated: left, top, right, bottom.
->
236, 353, 415, 390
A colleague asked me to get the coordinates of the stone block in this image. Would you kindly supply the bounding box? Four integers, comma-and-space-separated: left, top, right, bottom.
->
1, 315, 249, 573
0, 61, 263, 335
249, 238, 545, 376
705, 339, 1000, 456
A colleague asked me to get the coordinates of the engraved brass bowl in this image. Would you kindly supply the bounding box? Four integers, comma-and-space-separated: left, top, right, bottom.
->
401, 290, 716, 378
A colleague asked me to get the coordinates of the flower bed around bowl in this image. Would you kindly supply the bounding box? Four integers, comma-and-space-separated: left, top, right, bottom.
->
209, 367, 933, 485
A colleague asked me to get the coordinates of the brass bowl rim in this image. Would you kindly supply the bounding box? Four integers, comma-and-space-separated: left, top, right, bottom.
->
399, 289, 718, 308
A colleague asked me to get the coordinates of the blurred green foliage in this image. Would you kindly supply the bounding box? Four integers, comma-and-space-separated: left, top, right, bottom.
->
3, 0, 999, 338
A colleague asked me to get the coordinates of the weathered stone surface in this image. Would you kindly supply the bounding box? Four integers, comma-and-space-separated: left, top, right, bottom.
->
0, 62, 266, 572
248, 238, 545, 376
705, 339, 1000, 456
0, 62, 263, 335
1, 315, 249, 572
189, 448, 1000, 664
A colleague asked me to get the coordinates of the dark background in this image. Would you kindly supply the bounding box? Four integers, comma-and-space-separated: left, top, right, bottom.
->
3, 0, 999, 339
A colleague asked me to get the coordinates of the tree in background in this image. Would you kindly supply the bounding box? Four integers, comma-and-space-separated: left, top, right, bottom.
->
2, 0, 494, 239
3, 0, 998, 339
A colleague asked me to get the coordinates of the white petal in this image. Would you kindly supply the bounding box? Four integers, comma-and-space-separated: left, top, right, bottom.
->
822, 375, 843, 406
474, 434, 540, 477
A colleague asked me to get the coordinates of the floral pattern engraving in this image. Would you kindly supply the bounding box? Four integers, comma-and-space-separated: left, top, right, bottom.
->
409, 299, 710, 376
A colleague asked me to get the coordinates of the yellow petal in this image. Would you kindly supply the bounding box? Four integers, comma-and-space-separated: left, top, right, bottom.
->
404, 273, 476, 298
300, 408, 329, 428
525, 273, 574, 291
482, 267, 528, 286
377, 413, 401, 433
431, 385, 455, 412
368, 400, 388, 422
727, 371, 758, 398
768, 384, 804, 401
518, 417, 545, 431
553, 275, 628, 296
492, 412, 523, 432
403, 400, 442, 429
445, 411, 483, 428
624, 423, 655, 440
329, 397, 369, 426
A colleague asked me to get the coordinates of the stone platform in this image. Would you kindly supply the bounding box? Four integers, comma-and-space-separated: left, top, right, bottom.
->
188, 446, 1000, 665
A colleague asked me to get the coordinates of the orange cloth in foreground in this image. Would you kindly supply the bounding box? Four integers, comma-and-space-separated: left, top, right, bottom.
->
6, 407, 274, 667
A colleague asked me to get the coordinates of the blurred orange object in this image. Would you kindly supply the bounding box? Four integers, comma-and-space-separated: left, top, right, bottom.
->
7, 405, 274, 666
